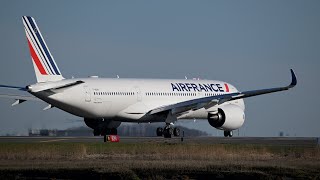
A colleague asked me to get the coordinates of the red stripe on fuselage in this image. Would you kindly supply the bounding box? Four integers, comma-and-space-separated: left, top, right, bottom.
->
225, 83, 229, 92
27, 39, 47, 75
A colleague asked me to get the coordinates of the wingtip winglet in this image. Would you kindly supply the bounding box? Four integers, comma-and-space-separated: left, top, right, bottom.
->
289, 69, 297, 88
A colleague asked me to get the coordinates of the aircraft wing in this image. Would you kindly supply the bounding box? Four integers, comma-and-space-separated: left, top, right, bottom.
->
0, 85, 27, 91
148, 69, 297, 116
0, 93, 41, 106
0, 94, 40, 101
0, 80, 84, 106
0, 84, 41, 105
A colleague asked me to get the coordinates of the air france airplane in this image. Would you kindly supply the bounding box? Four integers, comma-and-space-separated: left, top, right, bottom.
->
0, 16, 297, 138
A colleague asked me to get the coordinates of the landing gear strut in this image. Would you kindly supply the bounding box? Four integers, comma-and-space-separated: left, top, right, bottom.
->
163, 125, 173, 138
224, 131, 233, 137
156, 124, 180, 138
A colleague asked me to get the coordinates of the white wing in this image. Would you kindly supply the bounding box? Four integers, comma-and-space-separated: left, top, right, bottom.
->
149, 69, 297, 116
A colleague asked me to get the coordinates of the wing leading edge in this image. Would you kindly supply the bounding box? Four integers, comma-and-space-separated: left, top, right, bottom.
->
0, 85, 27, 91
148, 69, 297, 116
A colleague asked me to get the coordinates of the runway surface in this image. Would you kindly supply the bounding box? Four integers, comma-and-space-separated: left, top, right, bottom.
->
0, 136, 318, 146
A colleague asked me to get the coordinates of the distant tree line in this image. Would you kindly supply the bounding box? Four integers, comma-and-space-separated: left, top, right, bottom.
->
38, 123, 209, 137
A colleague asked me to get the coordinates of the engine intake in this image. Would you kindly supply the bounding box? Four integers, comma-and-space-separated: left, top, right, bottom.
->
208, 108, 225, 128
207, 105, 245, 130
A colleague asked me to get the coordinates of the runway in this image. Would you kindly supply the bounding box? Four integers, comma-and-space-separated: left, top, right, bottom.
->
0, 136, 318, 146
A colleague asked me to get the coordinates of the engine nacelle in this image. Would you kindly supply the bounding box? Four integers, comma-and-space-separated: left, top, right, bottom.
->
207, 104, 245, 130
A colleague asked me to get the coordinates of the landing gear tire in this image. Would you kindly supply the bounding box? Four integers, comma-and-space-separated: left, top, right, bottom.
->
224, 131, 228, 137
173, 127, 180, 137
156, 127, 163, 136
224, 131, 233, 137
163, 131, 172, 138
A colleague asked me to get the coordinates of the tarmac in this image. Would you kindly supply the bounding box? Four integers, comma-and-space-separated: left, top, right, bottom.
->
0, 136, 318, 146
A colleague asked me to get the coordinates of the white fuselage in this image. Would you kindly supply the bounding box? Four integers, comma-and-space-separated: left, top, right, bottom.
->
29, 78, 245, 123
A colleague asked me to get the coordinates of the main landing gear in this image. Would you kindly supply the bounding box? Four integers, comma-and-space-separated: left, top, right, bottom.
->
224, 131, 233, 137
156, 123, 180, 138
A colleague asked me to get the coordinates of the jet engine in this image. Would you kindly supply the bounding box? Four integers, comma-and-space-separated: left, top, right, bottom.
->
207, 104, 245, 130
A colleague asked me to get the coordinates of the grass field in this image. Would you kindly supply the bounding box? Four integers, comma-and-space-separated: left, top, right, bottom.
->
0, 142, 319, 179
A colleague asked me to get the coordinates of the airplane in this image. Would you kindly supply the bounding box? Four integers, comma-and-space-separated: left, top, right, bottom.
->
0, 16, 297, 138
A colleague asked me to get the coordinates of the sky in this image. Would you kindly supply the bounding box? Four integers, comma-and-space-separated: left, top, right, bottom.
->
0, 1, 319, 137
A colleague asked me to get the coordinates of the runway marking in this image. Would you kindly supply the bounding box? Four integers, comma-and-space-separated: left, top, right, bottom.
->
40, 139, 67, 143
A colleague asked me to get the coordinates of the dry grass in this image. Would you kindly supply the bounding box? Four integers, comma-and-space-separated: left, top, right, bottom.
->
0, 142, 319, 179
0, 142, 319, 163
0, 143, 87, 160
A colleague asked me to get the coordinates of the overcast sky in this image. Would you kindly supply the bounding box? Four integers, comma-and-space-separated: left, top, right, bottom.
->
0, 1, 319, 137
